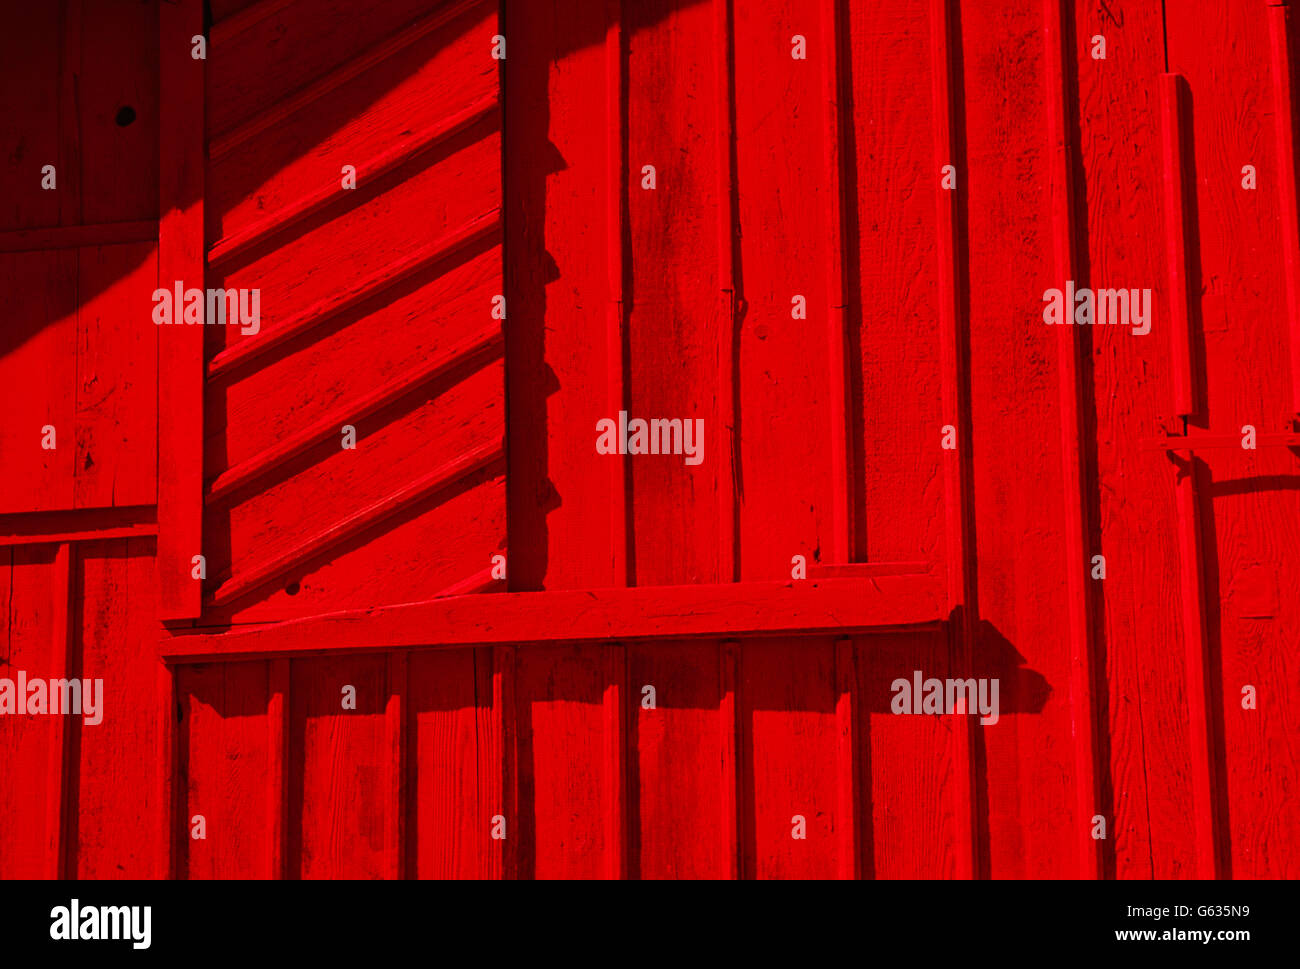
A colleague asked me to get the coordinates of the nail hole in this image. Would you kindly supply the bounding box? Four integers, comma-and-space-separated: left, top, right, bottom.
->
115, 106, 136, 127
285, 581, 300, 596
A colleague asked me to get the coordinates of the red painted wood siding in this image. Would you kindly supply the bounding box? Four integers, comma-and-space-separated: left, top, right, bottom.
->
1, 0, 1298, 880
201, 0, 505, 622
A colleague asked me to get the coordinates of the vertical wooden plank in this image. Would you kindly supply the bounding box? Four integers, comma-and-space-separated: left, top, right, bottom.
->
626, 0, 725, 585
74, 540, 160, 877
178, 660, 270, 879
603, 643, 628, 879
44, 543, 73, 879
385, 650, 408, 880
505, 0, 617, 590
75, 246, 160, 511
0, 548, 59, 877
744, 638, 839, 879
498, 645, 517, 880
266, 658, 289, 879
1268, 2, 1300, 418
0, 251, 77, 515
930, 0, 978, 880
408, 649, 479, 879
625, 641, 726, 877
865, 629, 957, 877
732, 0, 839, 580
1044, 0, 1104, 881
0, 4, 60, 235
75, 0, 159, 225
718, 639, 743, 878
962, 0, 1081, 877
292, 655, 388, 879
847, 3, 946, 570
834, 637, 860, 879
57, 0, 83, 228
515, 646, 608, 878
157, 0, 205, 620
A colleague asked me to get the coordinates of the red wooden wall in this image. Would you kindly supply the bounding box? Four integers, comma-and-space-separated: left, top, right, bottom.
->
1, 0, 1297, 879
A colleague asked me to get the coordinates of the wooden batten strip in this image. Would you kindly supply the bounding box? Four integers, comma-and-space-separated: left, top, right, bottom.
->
822, 0, 854, 564
157, 0, 206, 621
209, 0, 487, 159
807, 561, 933, 579
1268, 3, 1300, 418
207, 209, 500, 381
482, 646, 517, 879
162, 574, 947, 662
206, 440, 504, 607
1, 524, 158, 548
604, 644, 629, 879
205, 328, 503, 504
0, 505, 157, 548
714, 0, 739, 582
0, 220, 156, 254
208, 93, 499, 269
1141, 430, 1300, 451
1158, 64, 1221, 877
930, 0, 979, 880
386, 651, 409, 880
1172, 456, 1221, 879
1045, 0, 1104, 881
434, 566, 502, 598
1160, 73, 1196, 419
606, 0, 630, 586
835, 637, 861, 879
719, 640, 743, 879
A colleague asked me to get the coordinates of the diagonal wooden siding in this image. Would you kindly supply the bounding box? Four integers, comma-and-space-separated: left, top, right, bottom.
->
201, 0, 505, 623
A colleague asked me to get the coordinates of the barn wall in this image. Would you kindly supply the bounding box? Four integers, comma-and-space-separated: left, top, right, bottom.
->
1, 0, 1297, 880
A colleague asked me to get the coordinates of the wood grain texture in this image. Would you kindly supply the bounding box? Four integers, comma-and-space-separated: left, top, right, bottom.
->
2, 0, 1298, 882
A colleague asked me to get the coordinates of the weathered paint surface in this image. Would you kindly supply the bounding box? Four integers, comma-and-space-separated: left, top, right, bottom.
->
1, 0, 1297, 879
